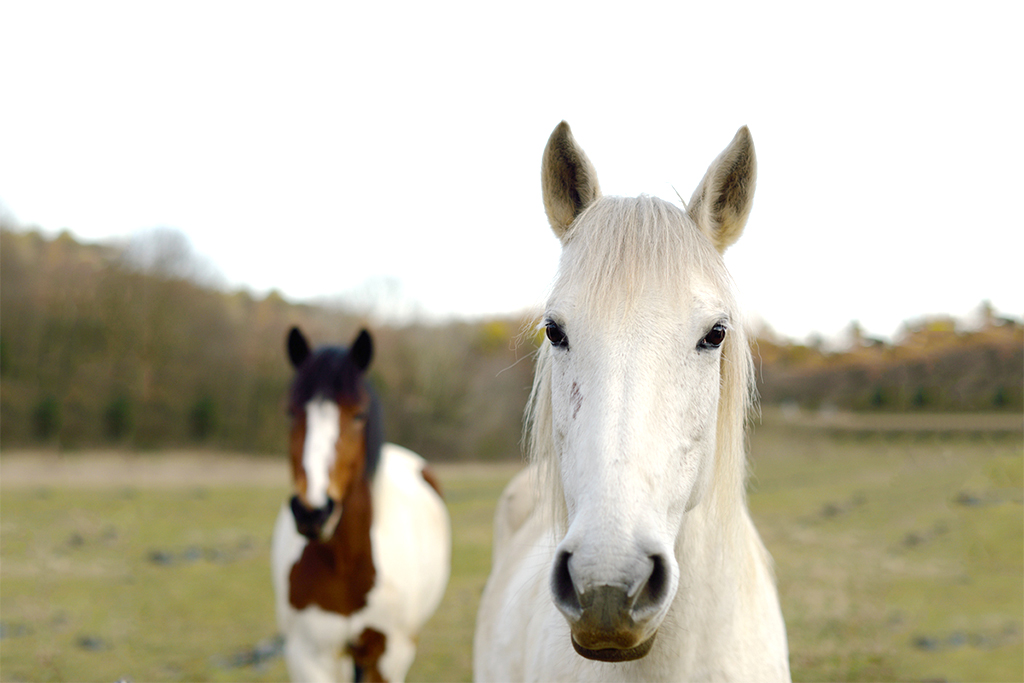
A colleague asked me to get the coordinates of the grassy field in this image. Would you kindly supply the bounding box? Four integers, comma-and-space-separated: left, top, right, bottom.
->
1, 417, 1021, 682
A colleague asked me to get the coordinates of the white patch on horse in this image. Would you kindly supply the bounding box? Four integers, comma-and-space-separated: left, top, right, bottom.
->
303, 399, 340, 508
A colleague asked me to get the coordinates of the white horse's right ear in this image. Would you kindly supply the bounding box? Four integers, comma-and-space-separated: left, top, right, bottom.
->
687, 126, 756, 253
542, 121, 602, 241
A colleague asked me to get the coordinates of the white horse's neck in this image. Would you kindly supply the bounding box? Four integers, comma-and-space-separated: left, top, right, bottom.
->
647, 499, 782, 680
674, 493, 760, 601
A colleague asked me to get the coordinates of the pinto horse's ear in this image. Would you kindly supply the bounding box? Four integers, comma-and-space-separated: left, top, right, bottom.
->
688, 126, 756, 253
350, 329, 373, 372
542, 121, 602, 241
287, 327, 311, 368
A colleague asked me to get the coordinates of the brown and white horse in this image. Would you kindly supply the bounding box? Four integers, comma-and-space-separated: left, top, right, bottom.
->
272, 327, 450, 682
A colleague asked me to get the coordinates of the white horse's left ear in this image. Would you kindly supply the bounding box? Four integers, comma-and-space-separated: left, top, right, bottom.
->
687, 126, 756, 253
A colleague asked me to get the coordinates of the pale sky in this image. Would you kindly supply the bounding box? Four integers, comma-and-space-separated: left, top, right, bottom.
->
2, 1, 1021, 341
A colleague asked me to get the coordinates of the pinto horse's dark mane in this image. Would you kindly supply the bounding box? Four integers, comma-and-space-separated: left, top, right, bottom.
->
289, 345, 383, 482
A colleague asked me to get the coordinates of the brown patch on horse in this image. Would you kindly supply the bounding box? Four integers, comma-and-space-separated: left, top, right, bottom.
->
328, 400, 370, 502
288, 457, 376, 615
348, 627, 388, 682
420, 464, 444, 500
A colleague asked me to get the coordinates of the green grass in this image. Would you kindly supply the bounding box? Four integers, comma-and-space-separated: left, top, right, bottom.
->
406, 467, 516, 683
1, 486, 291, 681
1, 427, 1021, 682
749, 426, 1023, 682
0, 462, 519, 683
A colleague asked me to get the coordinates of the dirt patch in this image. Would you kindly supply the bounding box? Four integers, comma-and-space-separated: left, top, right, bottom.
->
0, 450, 522, 489
768, 409, 1023, 434
0, 450, 287, 489
432, 461, 524, 482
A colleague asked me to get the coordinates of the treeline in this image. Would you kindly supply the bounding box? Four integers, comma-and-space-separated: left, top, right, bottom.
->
1, 228, 1020, 458
0, 228, 536, 458
755, 315, 1023, 413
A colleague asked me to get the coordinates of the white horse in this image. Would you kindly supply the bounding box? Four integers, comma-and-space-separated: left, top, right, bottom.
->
272, 327, 451, 682
474, 122, 790, 681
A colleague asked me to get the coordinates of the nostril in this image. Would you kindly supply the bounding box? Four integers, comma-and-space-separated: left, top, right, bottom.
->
319, 498, 335, 525
551, 550, 582, 618
632, 554, 669, 618
289, 495, 306, 520
290, 495, 335, 540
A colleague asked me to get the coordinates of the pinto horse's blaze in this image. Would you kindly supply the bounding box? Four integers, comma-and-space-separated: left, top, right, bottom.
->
288, 396, 371, 540
271, 327, 451, 682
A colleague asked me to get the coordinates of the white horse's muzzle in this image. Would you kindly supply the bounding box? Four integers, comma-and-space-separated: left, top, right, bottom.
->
551, 541, 674, 662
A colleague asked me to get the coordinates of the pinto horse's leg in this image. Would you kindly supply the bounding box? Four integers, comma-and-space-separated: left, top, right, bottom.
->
283, 633, 347, 683
348, 627, 386, 682
377, 631, 416, 683
347, 626, 416, 682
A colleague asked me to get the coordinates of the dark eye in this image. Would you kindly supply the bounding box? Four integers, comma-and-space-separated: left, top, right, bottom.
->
545, 320, 569, 349
698, 323, 727, 350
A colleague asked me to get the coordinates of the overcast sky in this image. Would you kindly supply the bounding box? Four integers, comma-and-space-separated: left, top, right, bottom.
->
2, 1, 1021, 341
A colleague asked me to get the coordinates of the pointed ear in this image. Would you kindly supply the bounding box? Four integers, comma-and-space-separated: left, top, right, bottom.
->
687, 126, 756, 253
350, 329, 373, 372
541, 121, 601, 240
287, 327, 311, 368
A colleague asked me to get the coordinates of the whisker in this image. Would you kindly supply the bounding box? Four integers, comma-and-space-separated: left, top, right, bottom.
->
496, 347, 538, 377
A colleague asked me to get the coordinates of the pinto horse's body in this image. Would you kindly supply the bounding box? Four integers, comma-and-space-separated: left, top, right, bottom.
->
272, 328, 450, 682
474, 123, 790, 681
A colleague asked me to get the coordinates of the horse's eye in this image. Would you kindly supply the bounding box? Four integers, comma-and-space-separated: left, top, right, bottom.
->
699, 323, 727, 350
545, 320, 569, 349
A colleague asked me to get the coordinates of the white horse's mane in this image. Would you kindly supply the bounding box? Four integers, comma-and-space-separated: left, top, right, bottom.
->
525, 194, 756, 536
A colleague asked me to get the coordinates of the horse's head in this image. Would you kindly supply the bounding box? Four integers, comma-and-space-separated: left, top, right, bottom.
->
285, 327, 381, 541
534, 121, 756, 662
